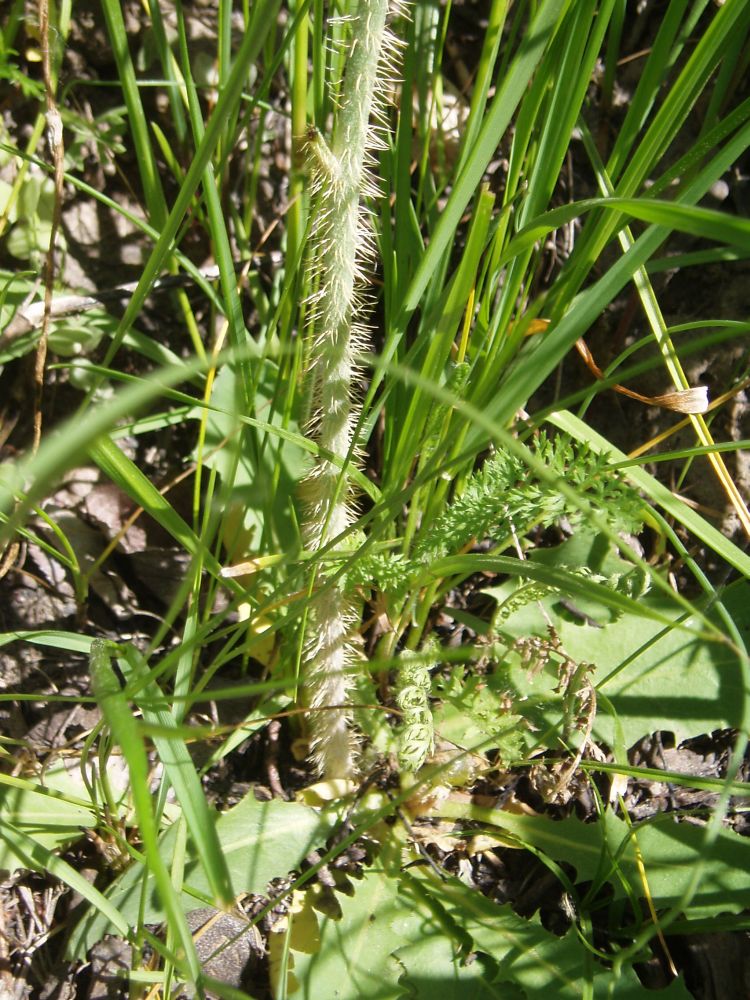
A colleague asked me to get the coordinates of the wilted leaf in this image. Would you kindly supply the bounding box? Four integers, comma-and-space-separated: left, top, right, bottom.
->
268, 889, 321, 996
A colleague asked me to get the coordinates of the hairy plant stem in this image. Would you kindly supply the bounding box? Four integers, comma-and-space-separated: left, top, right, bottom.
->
302, 0, 396, 779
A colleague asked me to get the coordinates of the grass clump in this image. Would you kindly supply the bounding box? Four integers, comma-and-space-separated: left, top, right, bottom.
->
0, 1, 749, 997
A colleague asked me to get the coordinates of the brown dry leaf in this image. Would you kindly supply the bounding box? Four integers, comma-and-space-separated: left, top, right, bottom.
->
575, 338, 709, 414
408, 817, 465, 854
524, 320, 709, 413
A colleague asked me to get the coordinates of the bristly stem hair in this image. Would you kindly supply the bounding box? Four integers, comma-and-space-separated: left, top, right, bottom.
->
301, 0, 403, 779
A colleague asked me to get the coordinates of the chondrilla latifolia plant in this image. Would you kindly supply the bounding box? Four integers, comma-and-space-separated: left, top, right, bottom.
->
2, 1, 750, 996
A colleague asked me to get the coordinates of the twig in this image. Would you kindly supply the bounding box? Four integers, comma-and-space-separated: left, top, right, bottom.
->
3, 266, 223, 345
36, 0, 65, 453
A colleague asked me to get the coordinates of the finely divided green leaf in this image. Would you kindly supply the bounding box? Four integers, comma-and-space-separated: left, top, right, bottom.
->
548, 409, 750, 581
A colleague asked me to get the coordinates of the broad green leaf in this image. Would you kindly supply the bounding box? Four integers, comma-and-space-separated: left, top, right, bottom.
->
437, 805, 750, 921
69, 794, 326, 958
294, 837, 438, 1000
6, 217, 55, 261
409, 873, 607, 997
411, 871, 692, 998
392, 937, 508, 999
0, 768, 97, 872
490, 574, 748, 746
291, 856, 427, 1000
0, 821, 131, 939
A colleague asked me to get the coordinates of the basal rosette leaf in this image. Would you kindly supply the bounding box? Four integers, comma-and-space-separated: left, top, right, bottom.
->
406, 871, 693, 998
68, 794, 326, 959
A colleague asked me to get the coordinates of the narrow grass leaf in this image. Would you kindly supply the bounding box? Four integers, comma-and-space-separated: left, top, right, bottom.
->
87, 435, 222, 575
399, 0, 570, 320
117, 644, 235, 907
90, 640, 206, 987
0, 821, 131, 938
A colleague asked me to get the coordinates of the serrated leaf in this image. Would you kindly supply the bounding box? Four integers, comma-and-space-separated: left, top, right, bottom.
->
69, 794, 326, 959
439, 804, 750, 920
415, 873, 599, 997
290, 858, 427, 1000
411, 872, 692, 998
392, 937, 508, 999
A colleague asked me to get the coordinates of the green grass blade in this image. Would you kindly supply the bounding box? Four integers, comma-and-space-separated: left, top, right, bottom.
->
90, 641, 206, 991
117, 645, 235, 909
0, 354, 210, 543
99, 0, 168, 226
504, 196, 750, 264
455, 0, 509, 173
174, 0, 254, 415
0, 822, 131, 939
618, 0, 750, 198
606, 0, 708, 181
93, 0, 281, 381
398, 0, 570, 320
86, 435, 222, 575
471, 111, 750, 425
386, 187, 495, 486
429, 554, 697, 631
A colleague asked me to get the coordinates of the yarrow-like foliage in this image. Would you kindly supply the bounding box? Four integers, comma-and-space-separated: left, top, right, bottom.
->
413, 433, 643, 565
301, 0, 405, 779
395, 646, 436, 772
347, 433, 644, 594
